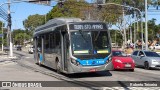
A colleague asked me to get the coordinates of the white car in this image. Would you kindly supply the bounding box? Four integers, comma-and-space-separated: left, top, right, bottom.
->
149, 44, 160, 50
28, 46, 34, 54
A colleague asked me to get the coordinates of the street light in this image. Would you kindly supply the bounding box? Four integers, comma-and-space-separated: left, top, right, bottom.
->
0, 2, 10, 54
0, 0, 14, 57
145, 0, 148, 50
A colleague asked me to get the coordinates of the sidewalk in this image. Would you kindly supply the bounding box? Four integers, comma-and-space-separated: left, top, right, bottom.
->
0, 51, 17, 66
0, 50, 17, 59
0, 51, 11, 60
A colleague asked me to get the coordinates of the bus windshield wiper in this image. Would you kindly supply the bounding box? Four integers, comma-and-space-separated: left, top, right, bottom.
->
79, 30, 88, 43
94, 31, 100, 41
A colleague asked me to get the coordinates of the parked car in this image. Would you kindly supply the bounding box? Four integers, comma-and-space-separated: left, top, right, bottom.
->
112, 50, 135, 71
131, 50, 160, 69
16, 45, 22, 51
28, 45, 34, 54
3, 46, 9, 52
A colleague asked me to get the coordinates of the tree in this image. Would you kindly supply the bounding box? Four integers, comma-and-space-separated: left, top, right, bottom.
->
23, 14, 45, 36
12, 29, 30, 45
46, 0, 89, 20
0, 21, 7, 46
110, 29, 123, 46
148, 18, 159, 40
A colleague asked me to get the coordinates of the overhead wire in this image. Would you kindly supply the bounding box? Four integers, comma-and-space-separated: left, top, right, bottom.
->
0, 7, 8, 21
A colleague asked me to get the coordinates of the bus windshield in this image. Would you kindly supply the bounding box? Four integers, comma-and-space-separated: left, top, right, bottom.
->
71, 31, 110, 55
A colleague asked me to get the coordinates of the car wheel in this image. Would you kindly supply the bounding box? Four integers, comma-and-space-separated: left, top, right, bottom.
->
153, 47, 155, 50
144, 62, 150, 70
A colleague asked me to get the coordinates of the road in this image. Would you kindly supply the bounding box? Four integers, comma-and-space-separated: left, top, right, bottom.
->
0, 49, 160, 90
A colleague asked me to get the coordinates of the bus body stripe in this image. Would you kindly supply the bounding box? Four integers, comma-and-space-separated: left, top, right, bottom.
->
76, 57, 109, 66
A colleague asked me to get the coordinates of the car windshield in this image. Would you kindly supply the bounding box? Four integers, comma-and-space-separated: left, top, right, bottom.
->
71, 31, 110, 55
112, 51, 127, 57
144, 51, 160, 57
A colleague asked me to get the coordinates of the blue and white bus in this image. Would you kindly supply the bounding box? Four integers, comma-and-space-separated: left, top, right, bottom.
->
33, 18, 112, 74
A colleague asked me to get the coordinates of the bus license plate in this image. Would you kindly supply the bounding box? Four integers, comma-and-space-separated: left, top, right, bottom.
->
89, 68, 97, 72
125, 64, 131, 67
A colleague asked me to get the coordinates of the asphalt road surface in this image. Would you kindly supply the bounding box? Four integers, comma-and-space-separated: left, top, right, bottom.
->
0, 49, 160, 90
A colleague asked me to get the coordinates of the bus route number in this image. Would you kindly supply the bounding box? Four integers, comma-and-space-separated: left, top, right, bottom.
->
74, 24, 104, 30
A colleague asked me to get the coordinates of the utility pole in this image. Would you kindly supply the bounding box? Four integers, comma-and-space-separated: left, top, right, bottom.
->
1, 22, 4, 52
8, 0, 13, 57
145, 0, 148, 50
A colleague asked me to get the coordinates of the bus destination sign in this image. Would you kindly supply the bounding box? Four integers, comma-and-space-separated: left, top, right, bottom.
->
69, 23, 107, 30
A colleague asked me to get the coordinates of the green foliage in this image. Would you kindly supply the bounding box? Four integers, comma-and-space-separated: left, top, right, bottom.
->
46, 0, 124, 26
23, 14, 45, 32
110, 30, 123, 46
12, 29, 30, 45
0, 21, 6, 46
147, 18, 160, 40
47, 0, 88, 20
128, 18, 160, 42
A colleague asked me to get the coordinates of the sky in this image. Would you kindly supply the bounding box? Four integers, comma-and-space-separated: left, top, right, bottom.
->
0, 0, 160, 30
0, 0, 54, 30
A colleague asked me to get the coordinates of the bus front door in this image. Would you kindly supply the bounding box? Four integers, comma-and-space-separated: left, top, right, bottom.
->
61, 32, 69, 71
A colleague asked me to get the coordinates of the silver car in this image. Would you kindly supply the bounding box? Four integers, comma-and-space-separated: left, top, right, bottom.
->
131, 50, 160, 69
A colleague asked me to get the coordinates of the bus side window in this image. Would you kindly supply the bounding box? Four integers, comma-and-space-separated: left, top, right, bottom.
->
50, 33, 55, 52
44, 34, 50, 51
55, 31, 61, 53
37, 36, 42, 52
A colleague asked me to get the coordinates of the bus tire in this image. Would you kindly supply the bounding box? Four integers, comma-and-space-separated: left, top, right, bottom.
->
56, 58, 60, 73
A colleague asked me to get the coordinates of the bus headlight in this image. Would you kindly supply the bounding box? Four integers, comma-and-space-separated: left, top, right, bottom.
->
71, 58, 81, 66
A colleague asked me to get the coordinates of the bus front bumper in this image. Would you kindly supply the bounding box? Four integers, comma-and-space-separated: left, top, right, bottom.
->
68, 61, 113, 73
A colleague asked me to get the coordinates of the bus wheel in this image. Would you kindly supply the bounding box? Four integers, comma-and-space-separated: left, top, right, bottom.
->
56, 60, 60, 73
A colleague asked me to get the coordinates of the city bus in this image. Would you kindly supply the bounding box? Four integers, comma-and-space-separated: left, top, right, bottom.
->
33, 18, 112, 74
